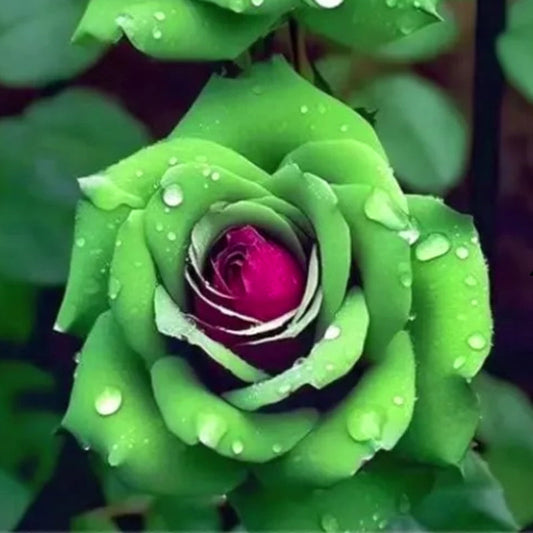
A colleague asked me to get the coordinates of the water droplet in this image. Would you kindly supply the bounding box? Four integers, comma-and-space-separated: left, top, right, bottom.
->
168, 156, 178, 166
108, 444, 126, 467
346, 409, 382, 441
398, 493, 411, 514
115, 239, 122, 247
378, 519, 388, 530
135, 170, 143, 178
154, 11, 166, 21
471, 236, 479, 245
162, 184, 183, 207
364, 188, 410, 231
340, 124, 349, 133
320, 514, 340, 533
251, 0, 264, 6
326, 363, 335, 371
153, 28, 162, 40
197, 413, 227, 448
231, 440, 244, 455
211, 171, 221, 181
278, 383, 291, 395
399, 223, 420, 245
156, 223, 164, 232
318, 104, 327, 114
167, 231, 177, 241
471, 298, 479, 307
300, 105, 309, 114
314, 0, 344, 8
272, 443, 283, 454
386, 0, 397, 6
324, 325, 341, 340
399, 272, 413, 288
393, 395, 405, 406
408, 312, 417, 322
251, 85, 263, 95
455, 246, 469, 260
95, 386, 123, 416
81, 442, 91, 451
109, 277, 121, 300
453, 356, 466, 370
467, 333, 487, 351
76, 237, 86, 248
464, 275, 477, 287
74, 351, 81, 364
415, 233, 451, 261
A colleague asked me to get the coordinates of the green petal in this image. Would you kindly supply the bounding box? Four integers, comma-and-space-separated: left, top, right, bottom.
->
256, 331, 416, 487
265, 165, 351, 335
224, 288, 369, 411
151, 356, 319, 463
154, 286, 268, 383
63, 312, 246, 496
334, 184, 413, 360
202, 0, 298, 14
74, 0, 278, 61
55, 201, 129, 336
144, 163, 269, 308
109, 210, 164, 365
298, 0, 442, 52
231, 454, 434, 532
79, 138, 268, 211
397, 195, 492, 464
281, 139, 406, 210
191, 200, 307, 267
252, 196, 315, 237
173, 57, 385, 171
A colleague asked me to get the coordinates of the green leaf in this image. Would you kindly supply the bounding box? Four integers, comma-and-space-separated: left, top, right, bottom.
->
373, 5, 458, 63
406, 452, 519, 531
474, 373, 533, 527
0, 280, 36, 342
298, 0, 442, 53
498, 3, 533, 103
0, 469, 31, 530
0, 0, 105, 87
0, 89, 149, 286
71, 511, 119, 531
350, 74, 468, 194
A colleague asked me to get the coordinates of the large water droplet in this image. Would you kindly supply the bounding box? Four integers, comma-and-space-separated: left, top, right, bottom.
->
415, 233, 451, 262
95, 386, 123, 416
197, 413, 227, 448
320, 514, 340, 533
162, 184, 183, 207
314, 0, 344, 7
364, 188, 410, 231
154, 11, 166, 21
167, 231, 177, 242
467, 333, 487, 351
399, 222, 420, 245
324, 325, 341, 340
346, 409, 382, 441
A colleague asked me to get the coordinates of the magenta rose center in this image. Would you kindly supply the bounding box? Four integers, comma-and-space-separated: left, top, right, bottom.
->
192, 225, 307, 373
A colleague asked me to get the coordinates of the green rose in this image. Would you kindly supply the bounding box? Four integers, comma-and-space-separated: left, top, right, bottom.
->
73, 0, 441, 60
57, 58, 492, 527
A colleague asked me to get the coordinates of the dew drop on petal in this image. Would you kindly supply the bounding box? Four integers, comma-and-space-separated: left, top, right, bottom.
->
109, 277, 121, 300
314, 0, 344, 8
415, 233, 451, 262
154, 11, 166, 20
162, 184, 183, 207
167, 231, 177, 242
467, 333, 487, 351
324, 325, 341, 340
393, 395, 405, 406
272, 443, 283, 454
464, 275, 477, 287
364, 188, 410, 231
197, 413, 227, 448
346, 409, 382, 441
231, 440, 244, 455
300, 105, 309, 114
455, 246, 469, 260
453, 356, 466, 370
95, 386, 123, 416
320, 514, 340, 533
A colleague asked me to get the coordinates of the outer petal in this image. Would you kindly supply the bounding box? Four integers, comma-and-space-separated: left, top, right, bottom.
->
172, 57, 385, 171
298, 0, 441, 52
397, 195, 492, 464
200, 0, 299, 15
55, 201, 129, 336
109, 210, 164, 365
151, 356, 318, 463
74, 0, 279, 61
231, 454, 433, 532
334, 184, 413, 360
63, 312, 246, 496
255, 331, 416, 487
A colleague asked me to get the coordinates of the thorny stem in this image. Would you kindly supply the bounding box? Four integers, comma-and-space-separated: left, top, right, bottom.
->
470, 0, 506, 262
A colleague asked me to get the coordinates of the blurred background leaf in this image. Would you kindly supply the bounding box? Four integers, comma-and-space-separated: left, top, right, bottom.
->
474, 372, 533, 528
350, 73, 468, 194
0, 281, 36, 342
0, 89, 149, 286
497, 0, 533, 103
0, 0, 105, 87
0, 469, 31, 530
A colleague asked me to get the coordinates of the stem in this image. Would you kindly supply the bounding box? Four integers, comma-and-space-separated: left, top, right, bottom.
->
470, 0, 506, 261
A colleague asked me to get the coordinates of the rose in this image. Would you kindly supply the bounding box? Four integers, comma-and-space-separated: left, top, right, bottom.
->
57, 58, 492, 526
73, 0, 441, 61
